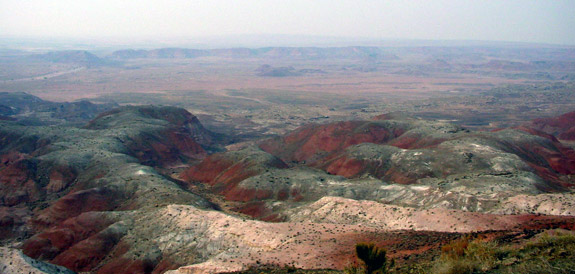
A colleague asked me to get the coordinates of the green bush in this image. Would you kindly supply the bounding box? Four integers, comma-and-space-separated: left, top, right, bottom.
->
354, 242, 393, 274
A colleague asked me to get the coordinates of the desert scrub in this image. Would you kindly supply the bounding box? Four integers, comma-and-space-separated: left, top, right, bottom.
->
498, 230, 575, 274
431, 230, 575, 274
431, 235, 498, 274
440, 235, 472, 260
345, 242, 394, 274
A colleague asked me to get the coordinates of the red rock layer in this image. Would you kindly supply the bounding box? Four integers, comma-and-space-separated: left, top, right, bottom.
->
32, 188, 119, 229
22, 212, 116, 260
181, 152, 287, 200
127, 129, 206, 168
259, 121, 409, 163
526, 110, 575, 140
0, 155, 39, 206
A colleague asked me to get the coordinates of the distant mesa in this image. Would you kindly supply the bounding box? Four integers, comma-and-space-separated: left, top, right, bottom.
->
298, 68, 326, 73
476, 60, 533, 71
107, 49, 150, 59
255, 64, 327, 77
255, 64, 300, 77
29, 50, 109, 68
0, 92, 118, 124
108, 46, 399, 61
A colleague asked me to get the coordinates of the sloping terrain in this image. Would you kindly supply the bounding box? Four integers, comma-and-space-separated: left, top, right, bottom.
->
2, 42, 575, 274
179, 111, 575, 214
524, 110, 575, 140
215, 116, 573, 214
0, 246, 75, 274
0, 92, 117, 125
164, 111, 575, 273
0, 105, 222, 272
2, 104, 575, 274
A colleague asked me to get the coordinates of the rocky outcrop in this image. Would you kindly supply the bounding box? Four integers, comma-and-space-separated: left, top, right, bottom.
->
286, 196, 575, 232
491, 193, 575, 215
156, 200, 575, 274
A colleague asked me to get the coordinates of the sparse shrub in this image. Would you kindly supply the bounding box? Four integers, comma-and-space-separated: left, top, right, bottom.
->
383, 230, 575, 274
440, 235, 471, 260
354, 242, 393, 274
525, 230, 575, 250
464, 240, 498, 271
432, 235, 497, 274
504, 230, 575, 274
282, 263, 297, 273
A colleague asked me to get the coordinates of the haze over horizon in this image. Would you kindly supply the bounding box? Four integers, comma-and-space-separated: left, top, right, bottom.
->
1, 0, 575, 47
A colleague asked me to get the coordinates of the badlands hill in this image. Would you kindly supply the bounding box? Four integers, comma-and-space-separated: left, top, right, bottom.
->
1, 105, 222, 272
1, 101, 575, 273
181, 113, 575, 222
524, 110, 575, 141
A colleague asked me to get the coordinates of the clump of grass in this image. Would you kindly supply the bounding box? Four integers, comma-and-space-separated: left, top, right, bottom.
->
463, 240, 499, 271
440, 235, 472, 260
430, 230, 575, 274
432, 235, 498, 274
500, 230, 575, 274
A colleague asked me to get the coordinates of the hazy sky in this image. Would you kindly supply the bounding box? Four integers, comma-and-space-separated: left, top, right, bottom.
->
1, 0, 574, 45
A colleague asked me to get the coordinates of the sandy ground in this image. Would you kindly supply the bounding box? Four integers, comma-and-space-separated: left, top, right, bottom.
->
157, 195, 574, 274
